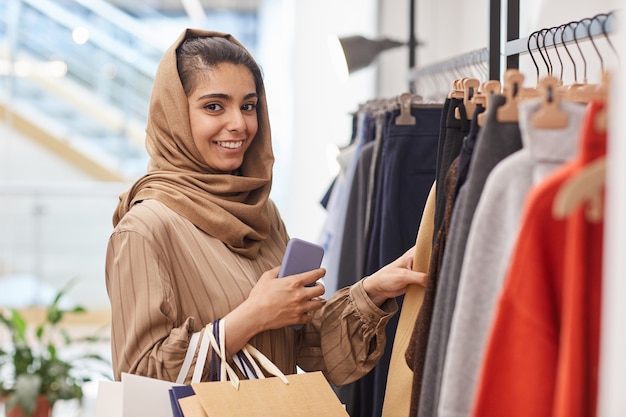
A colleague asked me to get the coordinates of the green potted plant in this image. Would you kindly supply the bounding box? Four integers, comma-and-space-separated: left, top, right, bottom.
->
0, 280, 111, 417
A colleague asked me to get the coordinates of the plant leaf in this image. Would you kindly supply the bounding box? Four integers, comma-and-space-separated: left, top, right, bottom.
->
11, 310, 27, 342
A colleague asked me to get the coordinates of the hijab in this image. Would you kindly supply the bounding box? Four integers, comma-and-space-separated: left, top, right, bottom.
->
113, 29, 274, 259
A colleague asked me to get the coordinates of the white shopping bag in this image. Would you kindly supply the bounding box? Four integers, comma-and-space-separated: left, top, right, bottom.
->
94, 329, 201, 417
122, 373, 183, 417
94, 373, 182, 417
95, 380, 122, 417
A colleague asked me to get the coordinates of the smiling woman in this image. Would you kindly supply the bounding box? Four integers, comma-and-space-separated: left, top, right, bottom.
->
105, 28, 425, 389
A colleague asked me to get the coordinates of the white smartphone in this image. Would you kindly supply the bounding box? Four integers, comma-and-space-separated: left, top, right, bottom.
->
278, 238, 324, 284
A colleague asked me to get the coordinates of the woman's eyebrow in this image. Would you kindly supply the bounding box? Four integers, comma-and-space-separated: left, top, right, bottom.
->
196, 92, 258, 101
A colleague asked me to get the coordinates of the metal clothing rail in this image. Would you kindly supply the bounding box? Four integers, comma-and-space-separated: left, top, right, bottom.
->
412, 48, 490, 102
414, 48, 490, 78
504, 11, 617, 58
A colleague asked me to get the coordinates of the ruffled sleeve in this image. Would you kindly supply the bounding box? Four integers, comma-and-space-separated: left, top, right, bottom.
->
297, 279, 398, 386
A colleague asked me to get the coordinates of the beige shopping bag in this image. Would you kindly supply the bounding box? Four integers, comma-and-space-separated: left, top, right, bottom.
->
179, 318, 349, 417
178, 395, 209, 417
190, 370, 348, 417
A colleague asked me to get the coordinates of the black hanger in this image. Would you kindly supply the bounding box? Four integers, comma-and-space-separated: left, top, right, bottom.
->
533, 28, 550, 78
598, 12, 620, 66
538, 28, 553, 77
527, 31, 541, 84
571, 20, 589, 83
580, 16, 604, 74
550, 26, 564, 82
561, 22, 579, 84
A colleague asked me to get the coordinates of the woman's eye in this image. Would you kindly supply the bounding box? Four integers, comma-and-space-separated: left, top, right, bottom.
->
204, 103, 223, 111
242, 103, 257, 112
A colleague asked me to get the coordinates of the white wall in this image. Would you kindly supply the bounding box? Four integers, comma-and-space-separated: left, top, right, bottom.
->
258, 0, 377, 242
378, 0, 489, 97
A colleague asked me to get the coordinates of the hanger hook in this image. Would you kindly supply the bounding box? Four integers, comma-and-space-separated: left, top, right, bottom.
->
550, 26, 563, 81
561, 22, 578, 83
571, 20, 588, 83
527, 31, 541, 83
541, 28, 554, 76
581, 16, 604, 74
598, 12, 620, 67
537, 28, 552, 76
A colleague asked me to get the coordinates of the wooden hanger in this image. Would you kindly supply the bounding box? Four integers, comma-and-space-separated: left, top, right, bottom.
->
552, 156, 606, 222
563, 83, 593, 104
552, 70, 609, 222
454, 78, 480, 120
593, 71, 610, 132
532, 75, 569, 129
395, 92, 416, 125
497, 69, 525, 122
448, 78, 466, 99
477, 80, 501, 126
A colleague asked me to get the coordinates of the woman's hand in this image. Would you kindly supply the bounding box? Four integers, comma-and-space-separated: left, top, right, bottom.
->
247, 266, 326, 329
362, 245, 427, 307
224, 266, 326, 355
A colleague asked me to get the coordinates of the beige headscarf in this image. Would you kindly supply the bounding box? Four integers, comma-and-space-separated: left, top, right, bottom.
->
113, 29, 274, 259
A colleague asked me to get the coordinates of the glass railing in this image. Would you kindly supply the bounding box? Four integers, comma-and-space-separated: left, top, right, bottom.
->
0, 0, 166, 179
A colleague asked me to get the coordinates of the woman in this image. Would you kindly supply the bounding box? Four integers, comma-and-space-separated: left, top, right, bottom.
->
105, 28, 426, 386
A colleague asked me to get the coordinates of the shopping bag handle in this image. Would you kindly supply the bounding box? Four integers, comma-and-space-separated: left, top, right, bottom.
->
176, 331, 201, 384
209, 319, 289, 389
176, 319, 290, 388
241, 344, 289, 385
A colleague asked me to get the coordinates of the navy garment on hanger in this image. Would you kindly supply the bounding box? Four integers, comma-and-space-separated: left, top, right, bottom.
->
352, 105, 442, 417
404, 100, 472, 416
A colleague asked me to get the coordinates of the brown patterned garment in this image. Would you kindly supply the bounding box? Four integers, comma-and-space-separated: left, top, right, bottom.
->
405, 156, 460, 415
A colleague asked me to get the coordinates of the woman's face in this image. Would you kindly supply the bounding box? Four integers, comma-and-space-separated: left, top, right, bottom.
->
187, 63, 259, 173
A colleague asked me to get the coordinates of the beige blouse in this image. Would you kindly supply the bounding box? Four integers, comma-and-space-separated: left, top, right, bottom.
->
105, 199, 397, 386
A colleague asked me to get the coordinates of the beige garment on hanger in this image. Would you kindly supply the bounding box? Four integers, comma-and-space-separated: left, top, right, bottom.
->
382, 180, 436, 417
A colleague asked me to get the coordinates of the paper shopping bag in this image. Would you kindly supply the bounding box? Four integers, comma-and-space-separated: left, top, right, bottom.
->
121, 372, 183, 417
94, 373, 183, 417
178, 395, 209, 417
169, 385, 196, 417
95, 380, 122, 417
190, 371, 349, 417
171, 319, 348, 416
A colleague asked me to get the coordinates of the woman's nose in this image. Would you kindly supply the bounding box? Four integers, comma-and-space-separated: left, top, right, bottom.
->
226, 110, 246, 132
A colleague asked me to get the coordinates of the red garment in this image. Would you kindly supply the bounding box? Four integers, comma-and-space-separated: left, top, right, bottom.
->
471, 101, 606, 417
